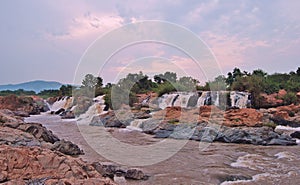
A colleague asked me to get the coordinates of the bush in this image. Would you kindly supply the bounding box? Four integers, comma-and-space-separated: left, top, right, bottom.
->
263, 122, 277, 129
282, 92, 297, 105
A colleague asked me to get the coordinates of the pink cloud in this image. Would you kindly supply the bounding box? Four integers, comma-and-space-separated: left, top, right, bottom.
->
200, 31, 270, 70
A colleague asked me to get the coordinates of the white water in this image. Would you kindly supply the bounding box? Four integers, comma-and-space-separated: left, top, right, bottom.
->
49, 97, 73, 112
158, 91, 250, 109
158, 94, 177, 109
197, 92, 208, 107
77, 95, 107, 125
230, 91, 250, 108
173, 92, 195, 108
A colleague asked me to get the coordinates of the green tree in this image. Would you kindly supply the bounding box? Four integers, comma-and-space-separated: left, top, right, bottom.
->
296, 67, 300, 76
82, 74, 98, 89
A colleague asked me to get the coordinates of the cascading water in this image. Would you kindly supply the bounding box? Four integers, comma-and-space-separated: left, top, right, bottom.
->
158, 91, 251, 109
77, 95, 107, 125
173, 92, 196, 108
197, 92, 209, 107
49, 96, 73, 112
158, 94, 178, 109
230, 91, 250, 108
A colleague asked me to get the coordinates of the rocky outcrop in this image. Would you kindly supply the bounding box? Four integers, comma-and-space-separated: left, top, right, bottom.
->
90, 111, 132, 128
223, 108, 263, 127
92, 162, 149, 181
0, 145, 115, 184
146, 122, 297, 146
0, 110, 83, 156
291, 131, 300, 139
0, 95, 45, 115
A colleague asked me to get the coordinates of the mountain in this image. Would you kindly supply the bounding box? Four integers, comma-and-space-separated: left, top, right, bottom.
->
0, 80, 63, 93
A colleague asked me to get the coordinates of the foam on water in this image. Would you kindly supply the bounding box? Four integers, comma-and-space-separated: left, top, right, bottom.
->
49, 97, 73, 112
275, 125, 300, 132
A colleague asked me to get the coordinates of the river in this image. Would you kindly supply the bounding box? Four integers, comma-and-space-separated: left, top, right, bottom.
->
25, 113, 300, 185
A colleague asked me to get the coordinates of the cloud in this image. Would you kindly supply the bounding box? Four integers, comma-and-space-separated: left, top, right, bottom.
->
200, 31, 270, 70
45, 12, 124, 40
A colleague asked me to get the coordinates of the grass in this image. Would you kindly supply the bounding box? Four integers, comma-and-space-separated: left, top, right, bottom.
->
263, 122, 277, 129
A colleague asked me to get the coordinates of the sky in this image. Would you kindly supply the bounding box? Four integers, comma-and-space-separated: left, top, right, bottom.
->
0, 0, 300, 85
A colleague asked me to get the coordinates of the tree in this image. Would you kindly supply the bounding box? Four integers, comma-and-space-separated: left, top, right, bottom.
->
252, 69, 267, 77
163, 72, 177, 83
59, 85, 73, 96
82, 74, 98, 89
178, 76, 198, 91
154, 74, 163, 84
296, 67, 300, 76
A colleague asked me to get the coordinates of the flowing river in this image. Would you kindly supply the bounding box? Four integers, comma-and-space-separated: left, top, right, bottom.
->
25, 114, 300, 185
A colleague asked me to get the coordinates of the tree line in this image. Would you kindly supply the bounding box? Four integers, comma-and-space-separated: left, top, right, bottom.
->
1, 67, 299, 109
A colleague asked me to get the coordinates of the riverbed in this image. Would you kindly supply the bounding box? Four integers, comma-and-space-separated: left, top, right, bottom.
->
25, 113, 300, 185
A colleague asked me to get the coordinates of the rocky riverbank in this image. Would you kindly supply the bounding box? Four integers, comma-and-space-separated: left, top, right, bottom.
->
89, 104, 300, 146
0, 109, 149, 184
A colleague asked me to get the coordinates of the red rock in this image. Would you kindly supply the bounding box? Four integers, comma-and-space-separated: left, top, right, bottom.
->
278, 89, 287, 98
165, 106, 182, 120
273, 111, 290, 119
223, 108, 263, 127
0, 145, 116, 184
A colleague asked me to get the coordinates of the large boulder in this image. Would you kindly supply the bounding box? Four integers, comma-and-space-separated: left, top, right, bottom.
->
0, 145, 115, 184
224, 108, 263, 127
51, 139, 84, 156
90, 111, 132, 128
0, 95, 43, 115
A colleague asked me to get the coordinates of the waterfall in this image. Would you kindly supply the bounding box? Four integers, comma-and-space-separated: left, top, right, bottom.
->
158, 94, 178, 109
173, 92, 196, 108
141, 95, 151, 106
77, 95, 107, 125
230, 91, 250, 108
212, 91, 220, 106
49, 96, 72, 112
158, 91, 251, 109
197, 92, 209, 106
126, 119, 147, 131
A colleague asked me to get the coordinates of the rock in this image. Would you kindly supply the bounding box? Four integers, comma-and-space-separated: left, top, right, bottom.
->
0, 110, 23, 128
273, 111, 290, 120
13, 111, 29, 117
278, 89, 287, 98
0, 145, 116, 184
134, 112, 152, 119
165, 106, 182, 120
140, 119, 160, 134
224, 108, 263, 127
0, 95, 44, 115
0, 126, 41, 147
125, 169, 148, 180
61, 111, 75, 119
291, 131, 300, 139
270, 117, 300, 128
90, 111, 132, 128
92, 162, 148, 181
218, 174, 252, 183
52, 139, 84, 156
18, 123, 60, 144
259, 93, 284, 108
90, 115, 104, 126
154, 130, 173, 138
268, 136, 296, 146
55, 108, 65, 115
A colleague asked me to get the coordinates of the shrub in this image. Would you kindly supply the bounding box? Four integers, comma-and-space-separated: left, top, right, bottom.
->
282, 92, 297, 105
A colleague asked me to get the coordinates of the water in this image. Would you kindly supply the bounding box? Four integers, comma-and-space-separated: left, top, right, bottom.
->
230, 91, 250, 108
48, 96, 73, 111
173, 92, 196, 108
25, 114, 300, 185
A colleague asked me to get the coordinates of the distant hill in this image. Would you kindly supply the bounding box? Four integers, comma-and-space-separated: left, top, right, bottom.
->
0, 80, 63, 93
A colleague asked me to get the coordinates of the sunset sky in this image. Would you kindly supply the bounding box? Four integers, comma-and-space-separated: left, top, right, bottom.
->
1, 0, 299, 85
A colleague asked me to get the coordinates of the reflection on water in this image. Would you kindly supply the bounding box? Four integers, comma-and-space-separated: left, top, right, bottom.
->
26, 114, 300, 184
